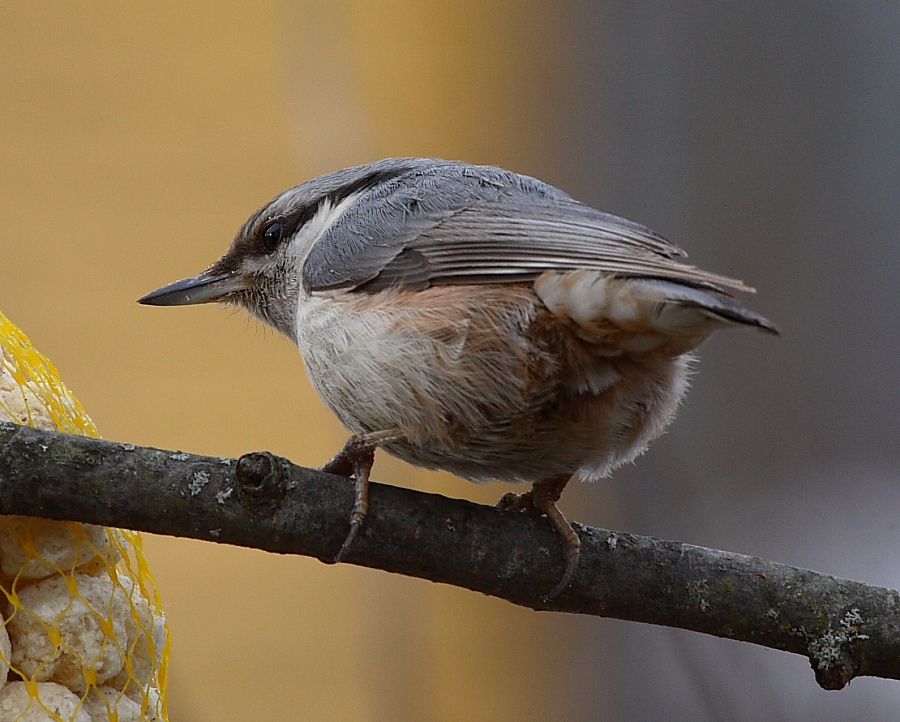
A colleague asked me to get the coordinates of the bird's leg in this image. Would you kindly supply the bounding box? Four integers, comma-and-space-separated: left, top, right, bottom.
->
496, 474, 580, 601
320, 428, 404, 563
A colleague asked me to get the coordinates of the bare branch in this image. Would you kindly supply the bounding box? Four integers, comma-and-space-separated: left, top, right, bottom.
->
0, 420, 897, 691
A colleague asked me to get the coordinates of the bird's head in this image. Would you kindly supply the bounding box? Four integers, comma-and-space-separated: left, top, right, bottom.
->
138, 159, 415, 336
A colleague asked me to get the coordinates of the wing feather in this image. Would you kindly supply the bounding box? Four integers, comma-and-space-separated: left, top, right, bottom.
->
301, 161, 753, 295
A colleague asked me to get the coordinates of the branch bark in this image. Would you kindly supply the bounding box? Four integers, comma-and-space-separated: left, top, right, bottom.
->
0, 420, 897, 691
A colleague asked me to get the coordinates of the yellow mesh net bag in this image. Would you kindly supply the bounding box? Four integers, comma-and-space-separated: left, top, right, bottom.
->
0, 310, 169, 722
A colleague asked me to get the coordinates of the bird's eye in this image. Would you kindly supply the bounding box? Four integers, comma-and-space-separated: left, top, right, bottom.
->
261, 221, 284, 252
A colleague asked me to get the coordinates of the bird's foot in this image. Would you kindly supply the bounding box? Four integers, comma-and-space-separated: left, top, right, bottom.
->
320, 429, 404, 563
496, 475, 580, 602
496, 489, 540, 514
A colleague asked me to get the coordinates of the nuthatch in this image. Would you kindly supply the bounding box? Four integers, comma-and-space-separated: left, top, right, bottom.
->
139, 157, 777, 599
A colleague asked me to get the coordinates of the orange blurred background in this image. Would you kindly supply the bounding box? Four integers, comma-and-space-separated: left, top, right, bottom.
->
0, 3, 583, 720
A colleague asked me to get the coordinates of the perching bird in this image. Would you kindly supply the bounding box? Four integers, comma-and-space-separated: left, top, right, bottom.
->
139, 157, 777, 599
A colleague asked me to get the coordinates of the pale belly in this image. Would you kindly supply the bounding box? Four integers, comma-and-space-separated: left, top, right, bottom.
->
293, 283, 693, 484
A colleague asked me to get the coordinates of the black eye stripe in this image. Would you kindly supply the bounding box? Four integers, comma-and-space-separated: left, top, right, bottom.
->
324, 167, 406, 206
261, 221, 284, 252
278, 168, 407, 239
252, 167, 407, 256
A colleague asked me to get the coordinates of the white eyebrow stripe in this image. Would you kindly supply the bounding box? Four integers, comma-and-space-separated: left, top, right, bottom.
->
292, 191, 363, 296
299, 191, 363, 261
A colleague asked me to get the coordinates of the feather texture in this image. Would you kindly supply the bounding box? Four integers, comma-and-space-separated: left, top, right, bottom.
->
300, 159, 754, 295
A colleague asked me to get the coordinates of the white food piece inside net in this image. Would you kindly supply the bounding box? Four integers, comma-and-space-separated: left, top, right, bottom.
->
0, 681, 90, 722
0, 358, 56, 431
144, 687, 161, 722
106, 577, 167, 698
0, 518, 114, 581
82, 686, 143, 722
7, 571, 128, 694
0, 623, 9, 696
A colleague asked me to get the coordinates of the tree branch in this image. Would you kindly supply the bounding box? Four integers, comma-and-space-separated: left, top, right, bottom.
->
0, 420, 897, 691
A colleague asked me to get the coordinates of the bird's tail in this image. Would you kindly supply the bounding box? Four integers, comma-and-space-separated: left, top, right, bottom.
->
534, 270, 779, 355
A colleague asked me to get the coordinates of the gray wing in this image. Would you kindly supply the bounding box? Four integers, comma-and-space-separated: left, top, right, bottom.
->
302, 161, 753, 295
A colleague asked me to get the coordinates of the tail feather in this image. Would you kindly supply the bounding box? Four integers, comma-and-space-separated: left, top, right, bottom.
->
630, 279, 780, 335
534, 271, 779, 353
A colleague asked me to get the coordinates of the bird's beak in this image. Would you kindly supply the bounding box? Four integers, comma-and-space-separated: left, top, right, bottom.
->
137, 269, 248, 306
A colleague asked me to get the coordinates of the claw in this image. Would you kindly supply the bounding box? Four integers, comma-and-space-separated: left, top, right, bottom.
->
536, 498, 581, 602
495, 490, 537, 513
497, 475, 580, 601
320, 429, 403, 562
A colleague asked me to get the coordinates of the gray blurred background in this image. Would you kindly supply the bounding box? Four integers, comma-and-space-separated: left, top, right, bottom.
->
2, 2, 898, 720
563, 3, 900, 720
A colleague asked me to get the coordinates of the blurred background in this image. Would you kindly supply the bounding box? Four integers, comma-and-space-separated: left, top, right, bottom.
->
2, 2, 899, 720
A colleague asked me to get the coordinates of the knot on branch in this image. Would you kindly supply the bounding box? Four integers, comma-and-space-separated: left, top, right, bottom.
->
235, 451, 291, 516
808, 608, 868, 690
